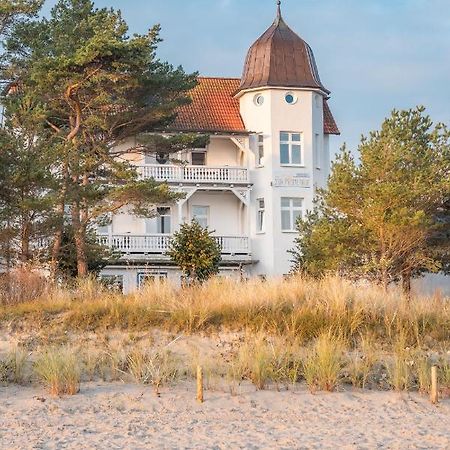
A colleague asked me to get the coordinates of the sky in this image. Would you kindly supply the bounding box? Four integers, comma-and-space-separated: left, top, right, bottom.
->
41, 0, 450, 156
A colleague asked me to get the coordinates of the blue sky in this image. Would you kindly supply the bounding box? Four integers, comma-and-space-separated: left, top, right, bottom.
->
42, 0, 450, 156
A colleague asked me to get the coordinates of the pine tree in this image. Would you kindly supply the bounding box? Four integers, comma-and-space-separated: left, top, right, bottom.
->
168, 220, 222, 284
3, 0, 204, 278
291, 107, 450, 294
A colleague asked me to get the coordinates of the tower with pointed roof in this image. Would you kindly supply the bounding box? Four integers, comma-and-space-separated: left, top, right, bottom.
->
236, 1, 339, 276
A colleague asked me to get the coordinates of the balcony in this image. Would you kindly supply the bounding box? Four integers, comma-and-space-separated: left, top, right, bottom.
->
137, 165, 249, 184
98, 234, 250, 256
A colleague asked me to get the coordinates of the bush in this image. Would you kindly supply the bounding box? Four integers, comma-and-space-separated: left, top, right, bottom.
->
168, 220, 221, 284
0, 269, 47, 305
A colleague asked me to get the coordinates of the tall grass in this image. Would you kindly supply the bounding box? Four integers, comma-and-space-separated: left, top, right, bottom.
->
34, 346, 81, 395
1, 276, 448, 348
303, 331, 345, 392
0, 347, 28, 384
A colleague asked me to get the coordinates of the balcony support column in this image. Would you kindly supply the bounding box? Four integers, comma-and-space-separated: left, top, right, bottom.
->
175, 187, 198, 229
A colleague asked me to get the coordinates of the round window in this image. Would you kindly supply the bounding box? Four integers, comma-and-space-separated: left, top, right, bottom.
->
285, 92, 297, 104
254, 94, 264, 106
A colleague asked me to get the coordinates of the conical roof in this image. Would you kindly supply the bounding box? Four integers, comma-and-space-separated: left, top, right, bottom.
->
239, 3, 329, 94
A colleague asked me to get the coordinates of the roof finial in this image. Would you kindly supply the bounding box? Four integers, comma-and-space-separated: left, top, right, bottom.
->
275, 1, 282, 23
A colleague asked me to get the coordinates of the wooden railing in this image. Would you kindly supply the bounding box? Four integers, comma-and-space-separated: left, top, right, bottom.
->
137, 165, 249, 184
98, 234, 250, 255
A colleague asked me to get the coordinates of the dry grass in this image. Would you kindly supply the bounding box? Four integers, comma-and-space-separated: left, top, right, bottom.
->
0, 276, 448, 347
0, 347, 28, 384
303, 331, 345, 392
0, 275, 449, 397
127, 348, 178, 394
34, 346, 81, 396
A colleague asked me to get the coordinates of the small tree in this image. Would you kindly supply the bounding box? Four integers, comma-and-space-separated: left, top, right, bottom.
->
168, 220, 221, 284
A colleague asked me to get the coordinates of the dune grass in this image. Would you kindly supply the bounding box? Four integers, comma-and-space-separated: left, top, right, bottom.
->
34, 346, 81, 396
1, 276, 449, 347
0, 275, 449, 396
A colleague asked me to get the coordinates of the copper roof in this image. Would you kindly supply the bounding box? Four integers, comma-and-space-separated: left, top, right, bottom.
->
239, 6, 329, 94
170, 77, 339, 135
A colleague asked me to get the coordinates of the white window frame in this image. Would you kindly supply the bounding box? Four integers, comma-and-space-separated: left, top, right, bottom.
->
280, 132, 303, 166
257, 134, 265, 167
280, 197, 303, 232
137, 272, 168, 288
156, 206, 171, 234
257, 198, 265, 233
192, 205, 209, 228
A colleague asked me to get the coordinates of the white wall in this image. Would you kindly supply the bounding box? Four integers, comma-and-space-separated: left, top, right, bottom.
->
184, 191, 243, 235
206, 137, 240, 166
240, 87, 329, 277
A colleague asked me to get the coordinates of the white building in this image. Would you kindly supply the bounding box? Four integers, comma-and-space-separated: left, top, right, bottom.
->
99, 3, 340, 292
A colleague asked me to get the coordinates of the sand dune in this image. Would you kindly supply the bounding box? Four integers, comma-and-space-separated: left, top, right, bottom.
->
1, 383, 449, 450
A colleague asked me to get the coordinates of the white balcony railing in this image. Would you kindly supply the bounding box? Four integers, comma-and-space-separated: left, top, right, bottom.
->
98, 234, 250, 255
137, 165, 249, 184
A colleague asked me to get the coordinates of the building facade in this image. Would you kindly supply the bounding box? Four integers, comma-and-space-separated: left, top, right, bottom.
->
99, 4, 340, 292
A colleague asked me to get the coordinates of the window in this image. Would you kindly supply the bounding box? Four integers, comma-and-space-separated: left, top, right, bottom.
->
254, 94, 264, 106
191, 151, 206, 166
281, 198, 303, 232
138, 272, 167, 288
257, 199, 265, 233
285, 92, 297, 104
156, 152, 169, 165
192, 205, 209, 228
157, 207, 171, 234
315, 94, 322, 108
257, 134, 264, 166
100, 275, 123, 292
280, 132, 302, 165
315, 133, 321, 169
97, 224, 109, 235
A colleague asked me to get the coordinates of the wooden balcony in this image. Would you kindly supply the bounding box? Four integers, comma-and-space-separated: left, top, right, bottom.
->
137, 165, 249, 184
98, 234, 250, 255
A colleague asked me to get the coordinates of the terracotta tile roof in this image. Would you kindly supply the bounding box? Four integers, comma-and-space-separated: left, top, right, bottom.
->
323, 100, 340, 135
171, 76, 339, 135
171, 77, 246, 133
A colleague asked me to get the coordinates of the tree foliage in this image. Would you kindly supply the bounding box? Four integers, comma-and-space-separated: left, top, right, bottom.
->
168, 220, 222, 284
1, 0, 204, 278
291, 107, 450, 293
0, 0, 42, 39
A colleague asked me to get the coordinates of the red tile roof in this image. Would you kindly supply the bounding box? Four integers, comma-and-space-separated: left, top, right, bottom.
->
171, 77, 246, 133
323, 99, 340, 135
171, 77, 340, 135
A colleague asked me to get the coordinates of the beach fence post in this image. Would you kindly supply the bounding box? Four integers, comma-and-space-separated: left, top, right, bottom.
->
197, 365, 204, 403
430, 366, 438, 404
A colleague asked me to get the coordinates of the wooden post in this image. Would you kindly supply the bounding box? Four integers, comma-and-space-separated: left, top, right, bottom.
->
197, 365, 204, 403
430, 366, 438, 404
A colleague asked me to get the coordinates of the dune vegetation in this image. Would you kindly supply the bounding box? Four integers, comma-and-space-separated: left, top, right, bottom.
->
0, 270, 449, 397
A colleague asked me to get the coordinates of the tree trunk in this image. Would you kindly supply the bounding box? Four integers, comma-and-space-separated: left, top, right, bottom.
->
71, 200, 88, 277
20, 220, 31, 263
401, 269, 412, 300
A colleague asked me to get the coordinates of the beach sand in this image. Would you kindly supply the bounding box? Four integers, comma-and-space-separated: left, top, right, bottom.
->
1, 382, 449, 449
